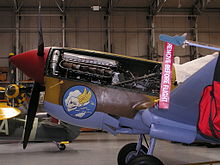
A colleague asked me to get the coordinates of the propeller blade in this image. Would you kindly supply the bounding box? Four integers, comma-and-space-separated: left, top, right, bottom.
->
37, 1, 44, 57
23, 82, 41, 149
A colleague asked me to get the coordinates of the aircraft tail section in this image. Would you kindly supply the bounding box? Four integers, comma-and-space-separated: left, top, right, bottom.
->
174, 52, 218, 83
142, 56, 218, 143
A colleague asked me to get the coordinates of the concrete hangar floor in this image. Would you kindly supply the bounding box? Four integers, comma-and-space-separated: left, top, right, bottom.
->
0, 132, 220, 165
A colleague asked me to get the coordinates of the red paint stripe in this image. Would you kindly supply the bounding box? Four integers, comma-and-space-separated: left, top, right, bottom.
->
159, 42, 175, 109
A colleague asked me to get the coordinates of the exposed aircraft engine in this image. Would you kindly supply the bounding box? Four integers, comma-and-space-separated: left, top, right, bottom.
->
47, 49, 162, 96
59, 52, 117, 84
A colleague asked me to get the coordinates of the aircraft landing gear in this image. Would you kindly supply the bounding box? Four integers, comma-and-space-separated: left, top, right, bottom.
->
54, 141, 68, 151
117, 142, 148, 165
117, 135, 164, 165
57, 143, 66, 151
127, 155, 164, 165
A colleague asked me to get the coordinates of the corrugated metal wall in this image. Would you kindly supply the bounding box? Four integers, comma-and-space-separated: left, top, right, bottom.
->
0, 11, 15, 67
0, 9, 220, 67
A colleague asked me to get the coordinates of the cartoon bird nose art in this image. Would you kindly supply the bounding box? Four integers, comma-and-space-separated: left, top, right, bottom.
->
63, 86, 97, 119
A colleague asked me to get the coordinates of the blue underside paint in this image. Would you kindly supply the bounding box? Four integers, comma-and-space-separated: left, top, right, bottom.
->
44, 101, 119, 134
43, 101, 150, 135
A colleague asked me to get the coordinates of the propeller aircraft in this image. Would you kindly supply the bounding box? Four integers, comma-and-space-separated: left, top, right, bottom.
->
8, 3, 220, 165
0, 84, 80, 150
0, 85, 22, 120
9, 35, 220, 165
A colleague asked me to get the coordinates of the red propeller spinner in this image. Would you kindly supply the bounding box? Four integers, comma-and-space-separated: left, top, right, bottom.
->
9, 48, 50, 83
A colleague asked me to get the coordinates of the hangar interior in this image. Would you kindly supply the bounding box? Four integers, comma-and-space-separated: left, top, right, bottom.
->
1, 0, 220, 69
1, 0, 220, 165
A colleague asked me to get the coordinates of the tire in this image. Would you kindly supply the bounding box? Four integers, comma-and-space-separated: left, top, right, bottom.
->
58, 144, 66, 151
127, 155, 164, 165
117, 143, 148, 165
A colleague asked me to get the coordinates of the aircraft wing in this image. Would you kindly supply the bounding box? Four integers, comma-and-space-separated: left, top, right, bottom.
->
0, 102, 21, 120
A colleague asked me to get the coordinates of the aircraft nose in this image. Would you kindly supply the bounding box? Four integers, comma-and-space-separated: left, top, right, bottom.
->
9, 48, 50, 83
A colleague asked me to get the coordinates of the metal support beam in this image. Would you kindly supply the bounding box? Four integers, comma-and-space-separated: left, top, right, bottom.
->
62, 0, 66, 47
13, 0, 23, 13
189, 0, 210, 60
147, 0, 166, 60
147, 15, 155, 60
9, 2, 20, 83
18, 13, 63, 17
104, 0, 113, 52
13, 0, 20, 55
13, 0, 24, 82
56, 0, 66, 47
193, 0, 210, 15
13, 0, 18, 10
189, 15, 199, 60
150, 0, 167, 16
106, 15, 111, 52
55, 0, 64, 13
15, 16, 19, 56
15, 15, 22, 82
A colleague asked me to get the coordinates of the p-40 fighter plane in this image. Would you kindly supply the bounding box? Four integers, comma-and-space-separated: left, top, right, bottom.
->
10, 37, 220, 165
8, 5, 220, 164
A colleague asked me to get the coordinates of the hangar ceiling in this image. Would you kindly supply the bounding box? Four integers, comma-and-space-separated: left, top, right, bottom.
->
0, 0, 220, 68
0, 0, 220, 12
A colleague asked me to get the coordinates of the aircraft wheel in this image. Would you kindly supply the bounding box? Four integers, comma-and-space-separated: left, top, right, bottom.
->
127, 155, 164, 165
117, 143, 148, 165
58, 144, 66, 151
